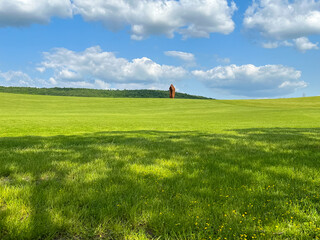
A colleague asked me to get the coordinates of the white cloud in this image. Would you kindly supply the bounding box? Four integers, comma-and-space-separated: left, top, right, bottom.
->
0, 0, 237, 40
261, 37, 319, 52
261, 42, 280, 49
0, 0, 72, 27
49, 77, 57, 85
244, 0, 320, 39
261, 40, 294, 49
112, 82, 171, 91
94, 79, 110, 89
244, 0, 320, 51
36, 67, 46, 73
0, 70, 60, 87
214, 55, 231, 64
192, 64, 307, 97
293, 37, 319, 52
40, 46, 187, 87
0, 70, 35, 86
73, 0, 237, 40
165, 51, 195, 62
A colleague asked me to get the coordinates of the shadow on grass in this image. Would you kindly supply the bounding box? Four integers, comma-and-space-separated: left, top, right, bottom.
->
0, 129, 319, 239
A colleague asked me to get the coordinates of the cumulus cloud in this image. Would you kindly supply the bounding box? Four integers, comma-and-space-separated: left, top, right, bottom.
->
40, 46, 187, 88
293, 37, 319, 52
0, 0, 237, 39
244, 0, 320, 51
0, 70, 35, 86
261, 42, 281, 49
73, 0, 237, 40
0, 70, 60, 87
261, 37, 319, 52
165, 51, 195, 62
192, 64, 307, 97
0, 0, 72, 27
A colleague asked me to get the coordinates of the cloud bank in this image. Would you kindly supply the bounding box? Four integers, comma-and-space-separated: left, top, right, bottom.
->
192, 64, 307, 97
39, 46, 187, 89
0, 0, 237, 39
0, 70, 35, 86
73, 0, 237, 40
244, 0, 320, 52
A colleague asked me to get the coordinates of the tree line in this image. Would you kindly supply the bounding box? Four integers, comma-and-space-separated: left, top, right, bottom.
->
0, 86, 212, 99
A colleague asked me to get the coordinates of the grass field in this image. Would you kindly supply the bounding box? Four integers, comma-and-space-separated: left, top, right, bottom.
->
0, 92, 319, 239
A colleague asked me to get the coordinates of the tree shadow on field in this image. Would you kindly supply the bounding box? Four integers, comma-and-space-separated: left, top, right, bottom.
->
0, 128, 319, 239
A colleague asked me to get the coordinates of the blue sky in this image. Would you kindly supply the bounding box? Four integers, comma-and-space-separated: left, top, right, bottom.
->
0, 0, 319, 99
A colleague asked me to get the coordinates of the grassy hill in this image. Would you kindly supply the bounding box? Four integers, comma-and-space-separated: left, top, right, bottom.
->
0, 92, 319, 239
0, 86, 211, 99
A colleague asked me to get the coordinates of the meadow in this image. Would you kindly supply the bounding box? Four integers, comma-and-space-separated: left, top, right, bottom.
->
0, 92, 319, 239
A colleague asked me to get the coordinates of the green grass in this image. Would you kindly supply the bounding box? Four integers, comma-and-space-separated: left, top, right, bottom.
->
0, 92, 319, 239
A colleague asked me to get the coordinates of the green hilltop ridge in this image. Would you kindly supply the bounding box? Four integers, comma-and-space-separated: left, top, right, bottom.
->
0, 86, 212, 99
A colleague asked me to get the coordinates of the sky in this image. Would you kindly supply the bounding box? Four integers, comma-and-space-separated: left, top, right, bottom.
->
0, 0, 319, 99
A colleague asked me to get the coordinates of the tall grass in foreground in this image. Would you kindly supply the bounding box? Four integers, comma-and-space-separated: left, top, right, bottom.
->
0, 93, 320, 239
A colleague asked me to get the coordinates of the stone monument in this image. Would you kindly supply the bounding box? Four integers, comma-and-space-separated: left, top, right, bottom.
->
169, 84, 175, 98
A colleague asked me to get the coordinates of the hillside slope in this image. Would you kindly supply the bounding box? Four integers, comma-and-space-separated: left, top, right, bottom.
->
1, 93, 320, 239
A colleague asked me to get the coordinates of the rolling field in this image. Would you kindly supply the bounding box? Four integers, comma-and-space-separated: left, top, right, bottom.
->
0, 92, 320, 239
